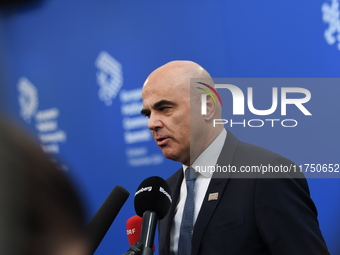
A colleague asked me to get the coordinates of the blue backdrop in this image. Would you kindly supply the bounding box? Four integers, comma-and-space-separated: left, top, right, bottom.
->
1, 1, 339, 254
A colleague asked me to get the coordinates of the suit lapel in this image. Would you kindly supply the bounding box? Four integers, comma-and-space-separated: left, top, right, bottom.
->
161, 168, 183, 253
191, 178, 228, 255
191, 130, 240, 255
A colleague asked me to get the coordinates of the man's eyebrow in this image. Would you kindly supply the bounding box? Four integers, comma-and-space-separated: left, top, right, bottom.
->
153, 99, 176, 108
140, 108, 150, 116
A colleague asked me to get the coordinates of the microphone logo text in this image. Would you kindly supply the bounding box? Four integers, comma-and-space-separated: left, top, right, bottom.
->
159, 187, 172, 203
135, 186, 152, 196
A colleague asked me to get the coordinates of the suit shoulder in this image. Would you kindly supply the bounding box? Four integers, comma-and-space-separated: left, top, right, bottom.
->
166, 168, 182, 185
235, 140, 295, 165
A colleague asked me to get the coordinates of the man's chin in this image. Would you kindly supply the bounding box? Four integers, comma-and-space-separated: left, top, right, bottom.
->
162, 150, 179, 161
162, 150, 188, 165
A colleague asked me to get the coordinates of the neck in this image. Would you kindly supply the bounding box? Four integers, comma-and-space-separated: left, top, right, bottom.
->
188, 127, 223, 166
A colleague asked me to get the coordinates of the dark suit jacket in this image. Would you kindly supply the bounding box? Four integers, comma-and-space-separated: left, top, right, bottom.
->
158, 130, 329, 255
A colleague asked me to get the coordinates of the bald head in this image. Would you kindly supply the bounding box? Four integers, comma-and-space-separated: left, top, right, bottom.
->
143, 60, 213, 90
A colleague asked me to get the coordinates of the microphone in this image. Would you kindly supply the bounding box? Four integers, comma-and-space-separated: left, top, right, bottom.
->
85, 185, 130, 255
134, 176, 172, 255
126, 215, 155, 251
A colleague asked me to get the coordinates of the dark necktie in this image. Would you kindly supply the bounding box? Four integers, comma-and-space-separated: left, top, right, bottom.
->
178, 167, 197, 255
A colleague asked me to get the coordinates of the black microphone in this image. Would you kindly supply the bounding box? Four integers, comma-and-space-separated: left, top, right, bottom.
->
134, 176, 172, 255
85, 185, 130, 255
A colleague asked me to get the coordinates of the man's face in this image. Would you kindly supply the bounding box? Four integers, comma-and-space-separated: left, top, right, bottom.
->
141, 75, 191, 165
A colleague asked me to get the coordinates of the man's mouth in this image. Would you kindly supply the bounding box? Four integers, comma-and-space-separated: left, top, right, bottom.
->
156, 137, 170, 146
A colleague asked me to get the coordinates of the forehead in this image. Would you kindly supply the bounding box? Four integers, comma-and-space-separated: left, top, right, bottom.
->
142, 73, 190, 105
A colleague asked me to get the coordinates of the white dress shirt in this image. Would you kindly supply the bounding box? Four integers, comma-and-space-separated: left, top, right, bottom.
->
170, 129, 227, 254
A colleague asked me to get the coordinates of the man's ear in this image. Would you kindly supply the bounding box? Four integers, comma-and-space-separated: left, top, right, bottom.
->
203, 95, 217, 121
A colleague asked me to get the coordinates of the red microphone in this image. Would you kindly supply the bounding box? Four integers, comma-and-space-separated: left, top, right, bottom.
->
126, 215, 155, 251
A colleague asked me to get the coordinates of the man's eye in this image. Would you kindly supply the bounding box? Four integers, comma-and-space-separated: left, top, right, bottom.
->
160, 107, 170, 111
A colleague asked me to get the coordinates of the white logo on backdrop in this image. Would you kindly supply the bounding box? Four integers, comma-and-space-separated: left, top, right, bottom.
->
119, 88, 163, 167
17, 78, 67, 160
322, 0, 340, 50
95, 51, 123, 106
18, 77, 38, 123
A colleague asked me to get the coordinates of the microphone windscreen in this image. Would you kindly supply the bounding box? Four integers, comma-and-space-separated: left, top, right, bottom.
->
126, 215, 156, 251
85, 185, 130, 254
126, 215, 142, 246
134, 176, 172, 219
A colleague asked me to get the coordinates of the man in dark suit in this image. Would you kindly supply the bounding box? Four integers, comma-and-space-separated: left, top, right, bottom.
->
141, 60, 329, 255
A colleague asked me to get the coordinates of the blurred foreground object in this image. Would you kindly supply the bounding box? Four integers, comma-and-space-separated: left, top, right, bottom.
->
0, 0, 44, 14
0, 114, 88, 255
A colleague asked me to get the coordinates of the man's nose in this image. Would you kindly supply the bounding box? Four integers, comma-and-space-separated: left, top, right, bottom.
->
148, 114, 163, 130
